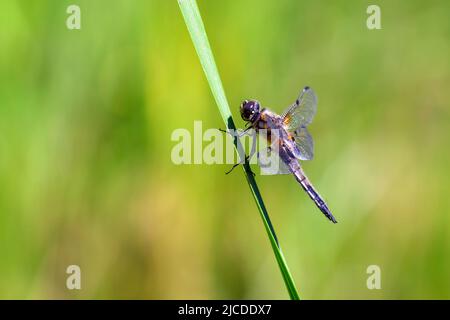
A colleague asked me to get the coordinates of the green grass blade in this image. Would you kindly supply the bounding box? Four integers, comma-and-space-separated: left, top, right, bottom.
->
177, 0, 300, 300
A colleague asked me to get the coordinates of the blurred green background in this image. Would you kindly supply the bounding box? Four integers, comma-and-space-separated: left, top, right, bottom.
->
0, 0, 449, 299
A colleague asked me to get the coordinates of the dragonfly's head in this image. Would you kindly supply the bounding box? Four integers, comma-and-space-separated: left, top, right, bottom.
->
240, 100, 261, 122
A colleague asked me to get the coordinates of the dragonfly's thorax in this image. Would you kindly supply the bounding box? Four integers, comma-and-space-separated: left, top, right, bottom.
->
253, 109, 280, 128
251, 108, 304, 164
252, 109, 287, 141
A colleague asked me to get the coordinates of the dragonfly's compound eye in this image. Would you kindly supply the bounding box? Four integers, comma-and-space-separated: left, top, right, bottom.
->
240, 100, 260, 122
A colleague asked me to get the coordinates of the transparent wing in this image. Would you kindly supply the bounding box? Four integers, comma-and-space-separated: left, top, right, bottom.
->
281, 86, 317, 132
258, 141, 291, 175
293, 126, 314, 160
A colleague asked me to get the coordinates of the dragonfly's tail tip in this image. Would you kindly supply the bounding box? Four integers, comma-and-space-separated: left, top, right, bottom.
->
322, 207, 337, 224
325, 211, 337, 224
329, 214, 338, 224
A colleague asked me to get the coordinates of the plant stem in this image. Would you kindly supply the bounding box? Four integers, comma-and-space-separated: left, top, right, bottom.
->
177, 0, 300, 300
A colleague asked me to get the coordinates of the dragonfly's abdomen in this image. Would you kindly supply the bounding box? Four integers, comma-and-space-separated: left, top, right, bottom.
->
292, 167, 337, 224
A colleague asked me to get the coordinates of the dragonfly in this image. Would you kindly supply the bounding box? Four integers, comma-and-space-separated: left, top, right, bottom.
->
237, 86, 337, 223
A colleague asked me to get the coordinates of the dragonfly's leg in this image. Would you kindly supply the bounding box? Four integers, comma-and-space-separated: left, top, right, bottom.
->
247, 133, 260, 162
239, 125, 254, 137
225, 150, 246, 175
225, 162, 240, 175
225, 154, 256, 177
219, 125, 253, 138
222, 125, 256, 176
227, 135, 262, 177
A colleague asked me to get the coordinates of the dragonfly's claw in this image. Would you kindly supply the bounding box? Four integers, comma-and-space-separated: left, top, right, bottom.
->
219, 127, 254, 138
225, 163, 240, 175
225, 155, 256, 176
